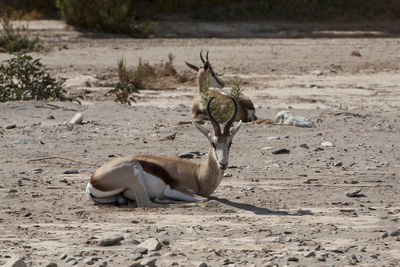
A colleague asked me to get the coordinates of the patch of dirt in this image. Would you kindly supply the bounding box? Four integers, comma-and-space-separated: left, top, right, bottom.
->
0, 21, 399, 266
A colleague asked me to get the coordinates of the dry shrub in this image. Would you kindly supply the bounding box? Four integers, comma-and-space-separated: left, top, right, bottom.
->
0, 12, 42, 53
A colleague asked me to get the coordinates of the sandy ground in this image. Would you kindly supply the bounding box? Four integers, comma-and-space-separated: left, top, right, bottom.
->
0, 21, 400, 266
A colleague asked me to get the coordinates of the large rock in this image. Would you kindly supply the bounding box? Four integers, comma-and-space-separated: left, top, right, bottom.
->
138, 238, 162, 251
98, 235, 124, 246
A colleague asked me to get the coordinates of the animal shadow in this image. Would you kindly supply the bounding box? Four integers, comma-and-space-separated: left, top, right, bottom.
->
210, 196, 313, 216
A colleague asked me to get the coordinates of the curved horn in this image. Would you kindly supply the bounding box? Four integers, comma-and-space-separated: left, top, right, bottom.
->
223, 96, 238, 136
206, 50, 209, 61
207, 97, 221, 135
185, 61, 199, 72
200, 50, 205, 63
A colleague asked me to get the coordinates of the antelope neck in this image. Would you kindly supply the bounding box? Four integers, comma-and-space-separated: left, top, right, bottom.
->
197, 71, 208, 93
197, 147, 224, 196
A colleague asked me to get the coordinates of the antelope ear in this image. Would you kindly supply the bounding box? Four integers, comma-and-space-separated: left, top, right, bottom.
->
193, 121, 211, 139
185, 61, 199, 72
231, 120, 242, 137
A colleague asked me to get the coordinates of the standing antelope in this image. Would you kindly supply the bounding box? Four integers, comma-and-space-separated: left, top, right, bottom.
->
185, 50, 257, 122
86, 97, 242, 207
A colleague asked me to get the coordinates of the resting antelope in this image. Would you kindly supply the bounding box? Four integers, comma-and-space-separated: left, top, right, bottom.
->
86, 97, 242, 207
185, 50, 257, 122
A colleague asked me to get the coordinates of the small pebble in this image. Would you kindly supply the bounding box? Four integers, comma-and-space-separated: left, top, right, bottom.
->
381, 232, 388, 238
370, 254, 378, 259
45, 262, 58, 267
321, 141, 335, 147
271, 148, 290, 154
262, 146, 273, 151
242, 186, 254, 191
63, 169, 79, 174
132, 247, 148, 255
317, 255, 326, 261
287, 256, 298, 262
67, 259, 78, 266
131, 254, 143, 261
70, 112, 83, 124
33, 168, 43, 174
334, 161, 343, 167
161, 239, 170, 246
148, 252, 161, 257
141, 257, 157, 267
331, 248, 344, 254
47, 115, 55, 120
345, 188, 362, 197
98, 235, 124, 246
13, 138, 35, 144
6, 124, 16, 129
198, 262, 208, 267
304, 251, 315, 257
178, 152, 194, 159
300, 143, 309, 149
389, 230, 400, 237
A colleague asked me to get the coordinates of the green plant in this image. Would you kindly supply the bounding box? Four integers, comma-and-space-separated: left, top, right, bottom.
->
0, 12, 42, 53
0, 53, 66, 102
231, 76, 243, 105
200, 76, 244, 123
109, 58, 139, 105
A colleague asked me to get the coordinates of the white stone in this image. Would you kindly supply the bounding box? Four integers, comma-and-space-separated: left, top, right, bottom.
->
262, 146, 273, 151
321, 141, 335, 147
70, 112, 83, 124
275, 110, 313, 128
138, 238, 161, 251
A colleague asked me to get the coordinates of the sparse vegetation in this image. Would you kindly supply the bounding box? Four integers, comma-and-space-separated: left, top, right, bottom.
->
131, 59, 156, 89
0, 53, 66, 102
109, 54, 185, 104
109, 58, 140, 105
0, 13, 42, 53
200, 76, 243, 123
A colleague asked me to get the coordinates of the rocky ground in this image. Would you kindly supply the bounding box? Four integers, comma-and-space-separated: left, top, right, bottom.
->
0, 21, 400, 266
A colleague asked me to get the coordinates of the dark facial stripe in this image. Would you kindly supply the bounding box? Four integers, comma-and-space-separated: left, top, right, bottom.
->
136, 159, 177, 187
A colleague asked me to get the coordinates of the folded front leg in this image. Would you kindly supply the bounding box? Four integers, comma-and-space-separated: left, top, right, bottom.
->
163, 185, 201, 202
123, 160, 162, 208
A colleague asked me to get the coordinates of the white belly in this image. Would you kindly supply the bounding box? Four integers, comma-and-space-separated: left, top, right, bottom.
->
143, 171, 167, 199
